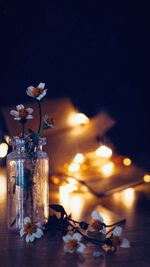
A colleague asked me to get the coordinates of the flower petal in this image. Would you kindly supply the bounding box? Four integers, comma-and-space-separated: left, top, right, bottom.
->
33, 228, 43, 238
16, 104, 24, 111
26, 90, 34, 97
20, 228, 25, 237
120, 238, 130, 248
63, 234, 72, 243
72, 233, 82, 242
10, 110, 19, 117
29, 234, 35, 242
38, 82, 45, 89
26, 108, 33, 114
113, 226, 123, 237
14, 117, 21, 120
77, 243, 86, 253
27, 86, 34, 91
24, 217, 31, 224
26, 234, 30, 243
91, 210, 104, 222
26, 115, 33, 120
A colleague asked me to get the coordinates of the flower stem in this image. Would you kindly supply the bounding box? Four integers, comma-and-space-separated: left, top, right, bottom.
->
22, 122, 25, 138
105, 219, 126, 228
38, 101, 42, 134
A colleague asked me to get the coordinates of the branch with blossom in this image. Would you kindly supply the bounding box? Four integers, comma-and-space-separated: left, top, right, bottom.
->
45, 204, 130, 256
10, 82, 54, 149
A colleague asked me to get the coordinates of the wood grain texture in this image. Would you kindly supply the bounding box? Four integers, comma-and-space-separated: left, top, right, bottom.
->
0, 171, 150, 267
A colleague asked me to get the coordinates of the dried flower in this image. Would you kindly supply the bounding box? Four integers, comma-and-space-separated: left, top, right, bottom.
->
88, 210, 106, 234
26, 82, 47, 101
10, 105, 33, 121
63, 233, 86, 254
20, 217, 44, 242
110, 226, 130, 250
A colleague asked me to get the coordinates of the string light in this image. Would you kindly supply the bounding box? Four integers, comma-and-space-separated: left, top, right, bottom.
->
0, 143, 8, 158
74, 153, 84, 164
68, 163, 80, 173
123, 158, 132, 166
96, 145, 112, 159
101, 162, 114, 177
143, 174, 150, 183
69, 113, 89, 126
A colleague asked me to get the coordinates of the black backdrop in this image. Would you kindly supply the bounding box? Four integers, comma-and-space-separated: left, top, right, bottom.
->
0, 1, 150, 158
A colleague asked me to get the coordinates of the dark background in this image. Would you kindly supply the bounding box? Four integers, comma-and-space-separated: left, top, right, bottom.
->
0, 1, 150, 165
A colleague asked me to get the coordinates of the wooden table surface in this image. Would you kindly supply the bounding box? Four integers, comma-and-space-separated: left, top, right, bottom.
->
0, 170, 150, 267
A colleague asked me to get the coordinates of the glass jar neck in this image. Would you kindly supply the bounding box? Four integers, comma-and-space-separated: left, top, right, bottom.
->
9, 137, 26, 153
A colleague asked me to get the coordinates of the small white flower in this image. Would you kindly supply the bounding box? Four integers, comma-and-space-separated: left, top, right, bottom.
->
63, 233, 86, 254
10, 105, 33, 121
20, 217, 44, 243
26, 82, 47, 100
88, 210, 106, 234
111, 226, 130, 248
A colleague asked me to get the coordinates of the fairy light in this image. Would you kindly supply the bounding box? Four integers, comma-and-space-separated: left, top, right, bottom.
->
96, 145, 112, 159
143, 174, 150, 183
101, 162, 114, 177
123, 158, 132, 166
69, 113, 89, 126
0, 143, 8, 158
68, 163, 80, 173
74, 153, 84, 164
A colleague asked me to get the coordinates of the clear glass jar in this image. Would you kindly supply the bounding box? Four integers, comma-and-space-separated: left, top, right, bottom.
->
7, 137, 49, 231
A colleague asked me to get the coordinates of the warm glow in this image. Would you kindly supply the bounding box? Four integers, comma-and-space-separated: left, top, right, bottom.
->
113, 188, 135, 208
0, 174, 7, 201
122, 188, 135, 208
74, 153, 84, 164
69, 113, 89, 126
143, 174, 150, 183
44, 182, 49, 219
68, 162, 80, 173
96, 145, 112, 159
4, 135, 10, 144
101, 162, 114, 177
0, 143, 8, 158
59, 182, 78, 195
51, 176, 59, 185
123, 158, 132, 166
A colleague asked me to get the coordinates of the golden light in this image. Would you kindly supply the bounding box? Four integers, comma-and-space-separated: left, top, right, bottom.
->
74, 153, 85, 164
44, 181, 49, 219
59, 182, 78, 195
0, 174, 7, 201
101, 162, 114, 177
143, 174, 150, 183
0, 142, 8, 158
4, 135, 10, 144
121, 188, 135, 208
123, 157, 132, 166
51, 176, 59, 185
69, 113, 89, 126
96, 145, 112, 159
113, 188, 135, 208
68, 162, 80, 173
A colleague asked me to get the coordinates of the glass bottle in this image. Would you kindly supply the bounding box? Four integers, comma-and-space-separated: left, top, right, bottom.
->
7, 137, 49, 231
32, 137, 49, 224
